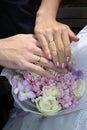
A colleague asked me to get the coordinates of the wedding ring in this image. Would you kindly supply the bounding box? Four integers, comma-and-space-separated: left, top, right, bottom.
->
37, 56, 41, 62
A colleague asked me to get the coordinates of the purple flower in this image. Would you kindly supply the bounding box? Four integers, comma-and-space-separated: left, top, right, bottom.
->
69, 63, 76, 72
11, 62, 85, 115
11, 76, 19, 88
13, 80, 36, 101
73, 70, 84, 79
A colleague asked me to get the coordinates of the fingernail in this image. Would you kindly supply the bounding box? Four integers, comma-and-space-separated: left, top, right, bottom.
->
48, 54, 52, 60
66, 57, 70, 62
62, 63, 65, 68
56, 61, 60, 67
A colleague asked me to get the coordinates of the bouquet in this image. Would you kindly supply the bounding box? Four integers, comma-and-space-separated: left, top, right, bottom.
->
1, 26, 87, 116
10, 59, 85, 115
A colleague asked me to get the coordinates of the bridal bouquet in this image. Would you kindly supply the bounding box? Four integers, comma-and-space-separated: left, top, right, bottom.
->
1, 26, 87, 116
11, 60, 85, 115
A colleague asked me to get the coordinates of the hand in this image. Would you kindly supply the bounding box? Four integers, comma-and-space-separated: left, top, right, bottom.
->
34, 16, 79, 69
0, 34, 67, 78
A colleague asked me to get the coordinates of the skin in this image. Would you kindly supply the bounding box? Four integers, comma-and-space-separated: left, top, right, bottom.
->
0, 34, 66, 79
35, 0, 79, 69
0, 0, 78, 78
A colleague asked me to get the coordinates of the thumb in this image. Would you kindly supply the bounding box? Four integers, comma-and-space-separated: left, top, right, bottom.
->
68, 27, 79, 41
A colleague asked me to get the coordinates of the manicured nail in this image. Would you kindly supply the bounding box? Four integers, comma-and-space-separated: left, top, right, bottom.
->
56, 61, 60, 67
62, 63, 65, 68
48, 54, 52, 60
67, 57, 70, 62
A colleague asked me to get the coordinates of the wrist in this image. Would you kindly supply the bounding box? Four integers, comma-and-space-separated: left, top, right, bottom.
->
36, 0, 61, 20
36, 11, 56, 24
37, 9, 57, 19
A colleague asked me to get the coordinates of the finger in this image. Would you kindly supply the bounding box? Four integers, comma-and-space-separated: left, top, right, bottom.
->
25, 62, 54, 79
34, 41, 42, 48
48, 41, 59, 67
31, 54, 67, 73
36, 34, 51, 60
54, 32, 65, 68
30, 35, 42, 48
34, 47, 45, 57
36, 56, 67, 73
44, 32, 59, 67
62, 31, 71, 62
67, 27, 79, 41
28, 34, 42, 48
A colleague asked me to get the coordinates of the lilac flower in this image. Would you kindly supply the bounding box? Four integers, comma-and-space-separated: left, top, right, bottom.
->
11, 75, 22, 88
61, 95, 72, 108
13, 80, 36, 101
32, 84, 42, 96
11, 62, 85, 115
16, 70, 32, 82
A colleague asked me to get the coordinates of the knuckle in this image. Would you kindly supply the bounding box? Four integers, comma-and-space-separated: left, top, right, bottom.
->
53, 27, 60, 33
62, 26, 68, 32
34, 28, 43, 35
58, 45, 64, 52
64, 43, 70, 49
49, 42, 56, 48
65, 25, 70, 30
45, 28, 51, 34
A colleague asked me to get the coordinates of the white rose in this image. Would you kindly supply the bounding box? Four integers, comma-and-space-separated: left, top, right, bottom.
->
35, 96, 62, 115
43, 86, 62, 98
73, 79, 85, 97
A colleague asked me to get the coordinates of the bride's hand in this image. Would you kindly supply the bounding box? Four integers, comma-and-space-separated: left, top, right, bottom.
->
35, 16, 79, 69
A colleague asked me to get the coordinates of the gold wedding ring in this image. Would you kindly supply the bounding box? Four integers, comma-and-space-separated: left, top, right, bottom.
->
37, 56, 41, 62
